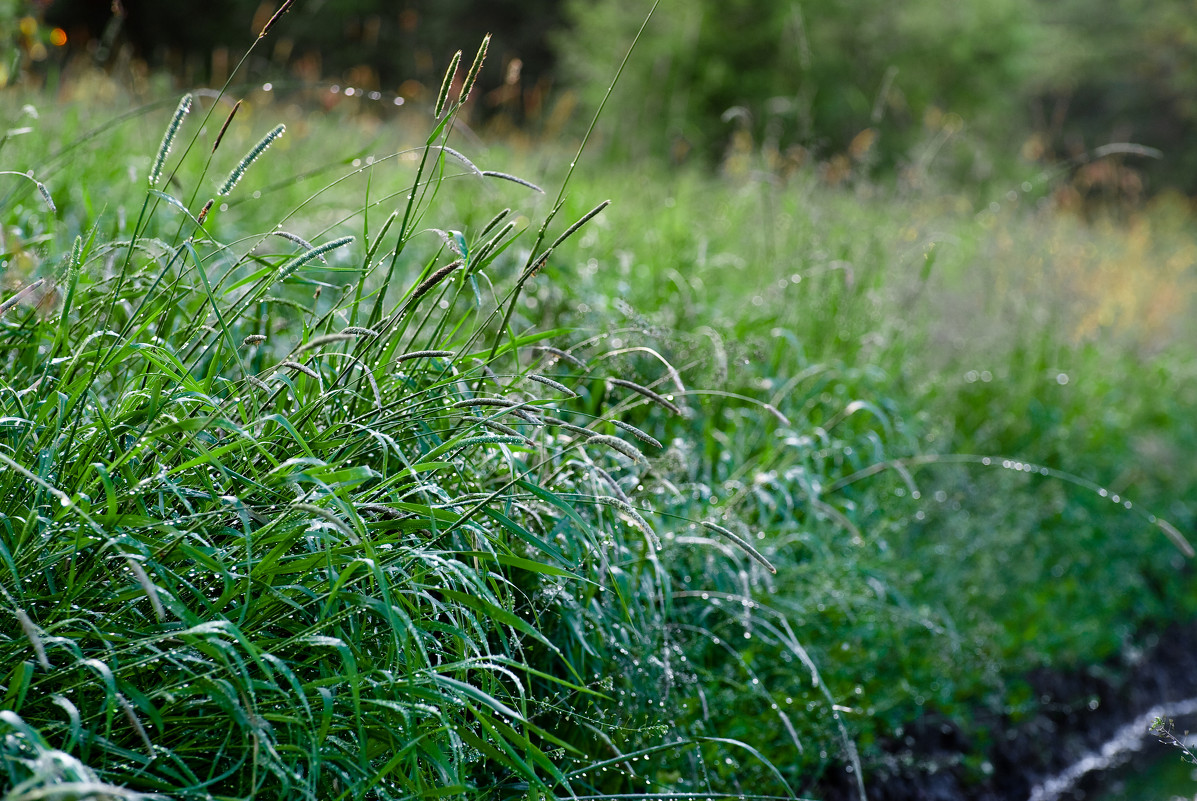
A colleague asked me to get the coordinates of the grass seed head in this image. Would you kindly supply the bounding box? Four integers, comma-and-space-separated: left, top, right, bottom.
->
273, 230, 318, 255
35, 179, 55, 212
609, 377, 682, 415
275, 235, 354, 282
533, 345, 589, 371
435, 145, 483, 177
219, 123, 285, 196
613, 419, 663, 449
399, 259, 462, 316
527, 373, 577, 397
702, 521, 778, 574
435, 49, 462, 118
397, 349, 455, 363
149, 93, 192, 187
457, 34, 491, 106
257, 0, 294, 39
278, 360, 319, 379
211, 98, 242, 154
482, 171, 545, 194
588, 434, 648, 466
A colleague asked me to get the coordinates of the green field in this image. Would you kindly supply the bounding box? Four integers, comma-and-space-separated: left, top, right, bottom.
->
2, 30, 1197, 800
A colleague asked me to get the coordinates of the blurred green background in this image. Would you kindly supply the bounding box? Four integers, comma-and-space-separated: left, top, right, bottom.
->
8, 0, 1197, 193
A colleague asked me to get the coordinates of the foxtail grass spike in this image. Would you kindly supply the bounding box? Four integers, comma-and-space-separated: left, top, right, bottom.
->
544, 416, 595, 439
149, 93, 192, 187
451, 397, 520, 410
258, 0, 294, 39
435, 145, 483, 177
35, 179, 55, 212
366, 210, 399, 262
480, 208, 511, 238
463, 416, 529, 441
595, 496, 659, 548
533, 345, 589, 370
219, 123, 285, 196
609, 377, 682, 415
435, 49, 462, 118
527, 373, 577, 397
275, 235, 354, 282
703, 521, 778, 574
211, 99, 242, 154
196, 198, 214, 226
548, 199, 611, 252
357, 503, 406, 520
588, 434, 648, 466
457, 34, 490, 105
399, 259, 462, 316
613, 419, 663, 449
482, 170, 545, 194
278, 360, 320, 379
397, 349, 455, 363
273, 230, 318, 254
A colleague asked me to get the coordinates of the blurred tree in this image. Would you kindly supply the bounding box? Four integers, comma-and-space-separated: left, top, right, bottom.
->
1027, 0, 1197, 194
42, 0, 562, 120
555, 0, 1049, 177
29, 0, 1197, 191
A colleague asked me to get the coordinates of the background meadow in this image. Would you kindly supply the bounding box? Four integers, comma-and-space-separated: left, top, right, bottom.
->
2, 2, 1197, 799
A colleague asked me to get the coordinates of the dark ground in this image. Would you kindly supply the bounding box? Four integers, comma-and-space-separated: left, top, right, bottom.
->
820, 620, 1197, 801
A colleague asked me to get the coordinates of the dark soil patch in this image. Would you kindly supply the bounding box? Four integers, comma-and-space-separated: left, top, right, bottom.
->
821, 620, 1197, 801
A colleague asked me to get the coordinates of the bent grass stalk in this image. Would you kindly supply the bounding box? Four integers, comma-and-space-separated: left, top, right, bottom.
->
701, 521, 778, 574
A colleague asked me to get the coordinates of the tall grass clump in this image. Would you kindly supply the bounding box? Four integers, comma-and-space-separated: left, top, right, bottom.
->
0, 22, 810, 800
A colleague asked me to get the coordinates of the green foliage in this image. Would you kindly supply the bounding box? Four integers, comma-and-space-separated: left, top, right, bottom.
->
0, 44, 771, 799
557, 0, 1048, 170
5, 10, 1197, 796
527, 158, 1197, 787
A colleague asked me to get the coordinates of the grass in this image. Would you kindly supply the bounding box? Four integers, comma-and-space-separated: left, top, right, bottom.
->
0, 47, 735, 798
527, 155, 1197, 786
3, 28, 1197, 801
